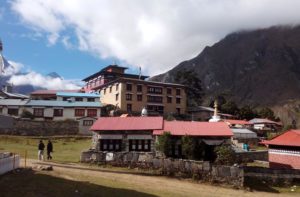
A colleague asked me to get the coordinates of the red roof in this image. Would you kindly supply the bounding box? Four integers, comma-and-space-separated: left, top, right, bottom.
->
262, 130, 300, 147
90, 117, 164, 131
153, 121, 233, 137
31, 89, 80, 95
223, 119, 252, 125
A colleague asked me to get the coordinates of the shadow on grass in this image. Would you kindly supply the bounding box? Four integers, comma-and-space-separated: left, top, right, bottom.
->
0, 169, 158, 197
244, 177, 279, 193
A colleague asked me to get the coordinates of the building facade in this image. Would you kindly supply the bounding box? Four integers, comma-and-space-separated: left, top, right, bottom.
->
262, 130, 300, 169
99, 78, 186, 115
83, 65, 187, 115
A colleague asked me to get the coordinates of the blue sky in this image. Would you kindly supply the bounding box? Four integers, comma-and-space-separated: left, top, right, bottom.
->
1, 0, 300, 90
0, 1, 126, 80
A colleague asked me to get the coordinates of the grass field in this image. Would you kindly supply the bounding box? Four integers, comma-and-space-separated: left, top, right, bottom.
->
1, 166, 299, 197
0, 135, 92, 163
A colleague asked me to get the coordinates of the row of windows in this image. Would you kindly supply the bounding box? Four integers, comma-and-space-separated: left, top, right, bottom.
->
126, 84, 181, 95
123, 94, 181, 104
126, 104, 181, 114
62, 97, 96, 102
100, 139, 151, 152
103, 83, 182, 96
5, 108, 99, 117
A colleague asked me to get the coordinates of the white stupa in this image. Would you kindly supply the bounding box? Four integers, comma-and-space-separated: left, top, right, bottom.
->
209, 100, 221, 122
141, 107, 148, 117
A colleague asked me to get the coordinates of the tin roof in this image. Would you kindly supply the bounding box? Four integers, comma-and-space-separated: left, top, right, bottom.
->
25, 100, 102, 107
249, 118, 282, 125
0, 99, 29, 106
153, 121, 233, 136
223, 119, 252, 125
261, 130, 300, 147
90, 116, 164, 131
56, 92, 100, 98
30, 89, 80, 95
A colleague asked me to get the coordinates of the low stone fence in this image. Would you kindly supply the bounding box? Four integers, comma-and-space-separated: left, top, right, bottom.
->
81, 150, 244, 188
0, 119, 79, 136
236, 150, 268, 163
244, 166, 300, 185
0, 152, 20, 175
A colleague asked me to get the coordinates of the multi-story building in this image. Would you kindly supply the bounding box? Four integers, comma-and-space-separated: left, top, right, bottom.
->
0, 92, 103, 135
83, 65, 187, 115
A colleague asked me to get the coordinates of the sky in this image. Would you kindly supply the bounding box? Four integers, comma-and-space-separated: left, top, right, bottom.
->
1, 0, 300, 90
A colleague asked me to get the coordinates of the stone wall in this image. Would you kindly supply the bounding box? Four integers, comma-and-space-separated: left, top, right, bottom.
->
80, 150, 244, 188
0, 119, 79, 136
244, 166, 300, 185
236, 150, 268, 163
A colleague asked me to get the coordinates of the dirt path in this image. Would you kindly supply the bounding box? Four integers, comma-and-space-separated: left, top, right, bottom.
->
21, 159, 296, 197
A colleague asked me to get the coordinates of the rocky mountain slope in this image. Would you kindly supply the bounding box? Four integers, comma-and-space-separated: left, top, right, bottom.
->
151, 26, 300, 125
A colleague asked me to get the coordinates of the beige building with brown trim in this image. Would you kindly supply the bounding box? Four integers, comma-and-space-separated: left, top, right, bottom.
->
99, 78, 187, 115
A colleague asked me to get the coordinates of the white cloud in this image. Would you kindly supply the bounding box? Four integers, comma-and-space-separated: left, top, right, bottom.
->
10, 0, 300, 75
8, 71, 82, 90
3, 59, 82, 90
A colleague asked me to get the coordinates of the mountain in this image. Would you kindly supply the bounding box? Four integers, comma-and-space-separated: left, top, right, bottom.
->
151, 26, 300, 125
0, 56, 62, 94
47, 72, 62, 79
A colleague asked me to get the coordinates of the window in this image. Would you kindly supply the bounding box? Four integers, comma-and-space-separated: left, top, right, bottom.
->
148, 86, 162, 94
176, 98, 181, 104
176, 108, 181, 114
63, 97, 70, 101
167, 97, 172, 103
137, 94, 142, 101
137, 85, 142, 92
129, 140, 151, 152
87, 109, 97, 117
33, 108, 44, 117
0, 108, 2, 114
83, 120, 94, 126
109, 86, 112, 93
75, 97, 83, 102
126, 94, 132, 101
167, 88, 172, 94
116, 84, 119, 91
100, 139, 122, 151
127, 104, 132, 113
53, 109, 63, 117
147, 95, 163, 103
103, 88, 106, 95
115, 94, 119, 101
87, 98, 95, 102
176, 89, 181, 95
7, 108, 18, 116
126, 83, 132, 91
147, 105, 164, 114
75, 109, 85, 116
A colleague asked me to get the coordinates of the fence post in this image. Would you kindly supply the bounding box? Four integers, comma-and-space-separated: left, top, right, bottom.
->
13, 153, 15, 170
25, 150, 27, 168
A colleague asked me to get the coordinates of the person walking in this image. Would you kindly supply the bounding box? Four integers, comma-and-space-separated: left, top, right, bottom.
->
38, 140, 45, 161
47, 140, 53, 160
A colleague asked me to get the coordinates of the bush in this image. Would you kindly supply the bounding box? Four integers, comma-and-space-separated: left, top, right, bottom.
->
156, 132, 172, 157
214, 145, 236, 165
20, 110, 35, 119
181, 135, 195, 159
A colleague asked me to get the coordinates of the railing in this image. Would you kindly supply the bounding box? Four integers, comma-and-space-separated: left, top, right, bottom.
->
0, 153, 20, 175
269, 148, 300, 155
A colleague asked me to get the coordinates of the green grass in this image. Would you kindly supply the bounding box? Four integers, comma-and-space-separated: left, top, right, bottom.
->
0, 135, 92, 163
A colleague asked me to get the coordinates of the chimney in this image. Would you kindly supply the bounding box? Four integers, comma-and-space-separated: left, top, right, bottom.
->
2, 84, 13, 93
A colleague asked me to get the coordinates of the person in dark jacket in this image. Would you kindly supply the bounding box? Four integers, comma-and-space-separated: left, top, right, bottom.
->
38, 140, 45, 161
47, 140, 53, 160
